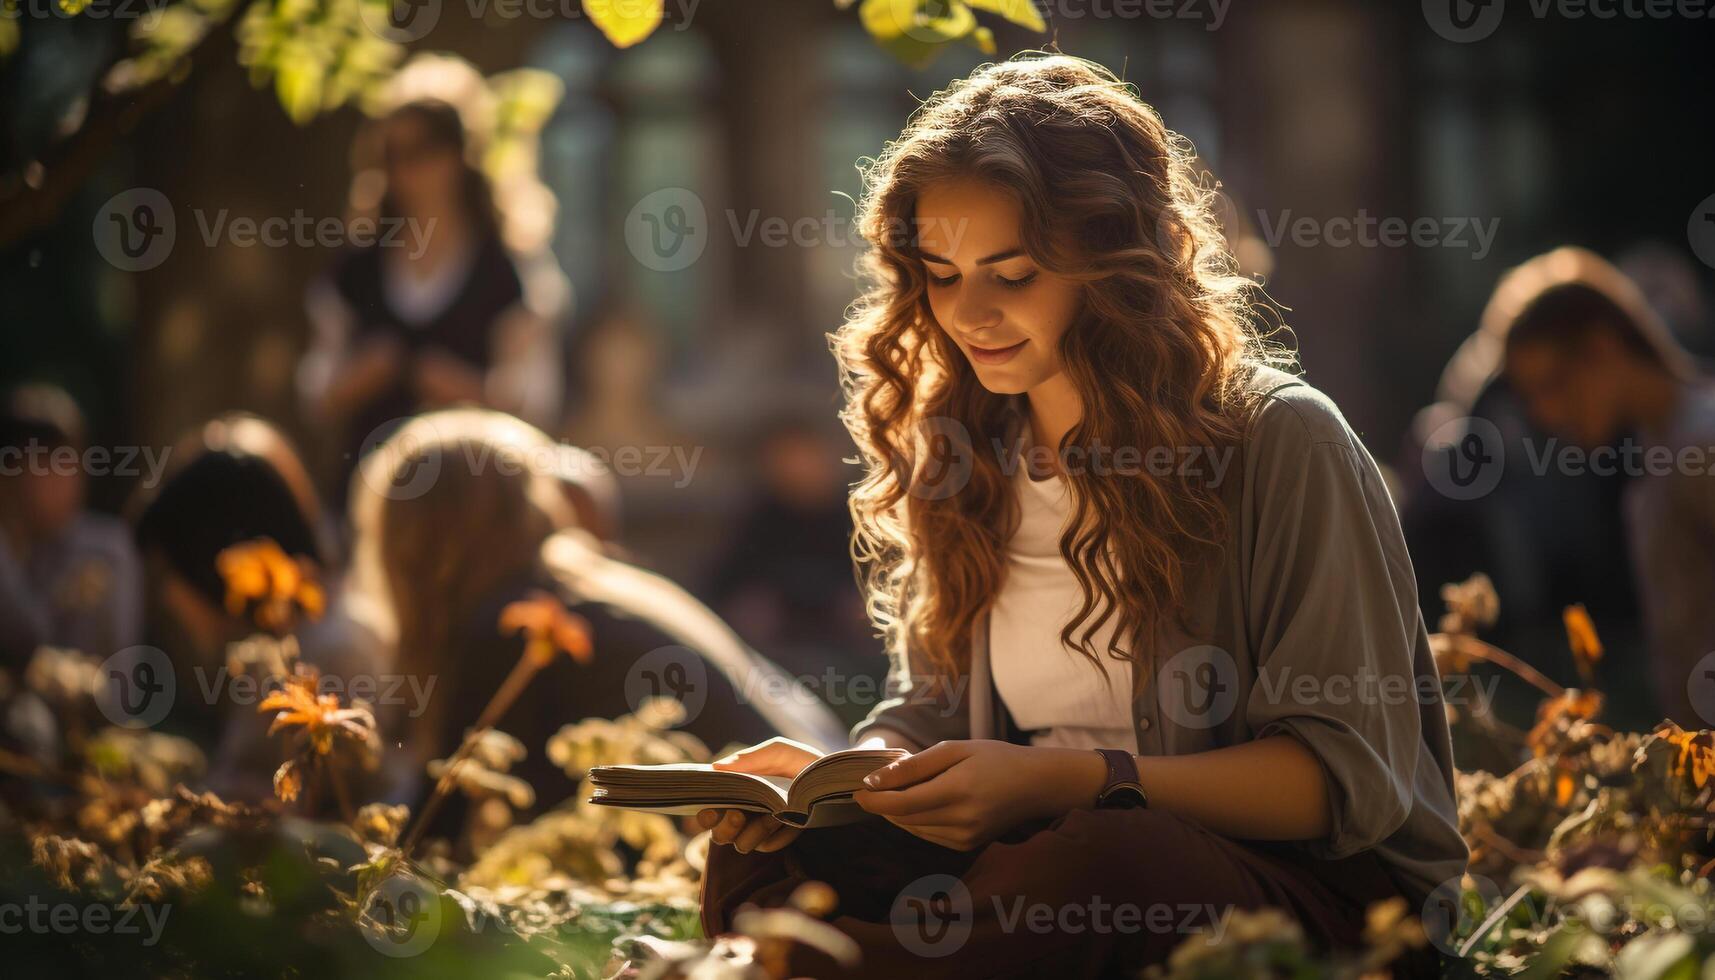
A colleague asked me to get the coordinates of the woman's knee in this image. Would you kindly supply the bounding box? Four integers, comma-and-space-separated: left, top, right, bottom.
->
1029, 807, 1190, 871
978, 807, 1258, 907
699, 842, 792, 935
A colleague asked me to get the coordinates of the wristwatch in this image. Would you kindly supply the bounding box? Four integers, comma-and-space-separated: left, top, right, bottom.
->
1093, 748, 1149, 809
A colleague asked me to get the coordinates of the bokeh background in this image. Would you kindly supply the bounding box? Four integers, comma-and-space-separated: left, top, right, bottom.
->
4, 0, 1714, 731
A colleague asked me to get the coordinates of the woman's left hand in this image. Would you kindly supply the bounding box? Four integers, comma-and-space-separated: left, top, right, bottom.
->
412, 347, 487, 406
853, 740, 1106, 851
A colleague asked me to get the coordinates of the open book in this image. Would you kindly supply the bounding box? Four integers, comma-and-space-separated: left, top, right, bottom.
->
587, 748, 908, 829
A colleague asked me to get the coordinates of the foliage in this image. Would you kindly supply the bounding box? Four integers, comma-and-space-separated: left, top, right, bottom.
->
17, 561, 1715, 977
5, 0, 1048, 123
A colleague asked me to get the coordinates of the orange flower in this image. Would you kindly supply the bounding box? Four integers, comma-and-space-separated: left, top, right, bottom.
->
258, 671, 378, 759
1563, 604, 1603, 672
1526, 688, 1603, 758
1663, 724, 1715, 792
499, 591, 593, 666
217, 538, 326, 634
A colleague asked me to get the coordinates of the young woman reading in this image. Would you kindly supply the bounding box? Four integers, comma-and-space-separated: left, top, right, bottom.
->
696, 55, 1467, 978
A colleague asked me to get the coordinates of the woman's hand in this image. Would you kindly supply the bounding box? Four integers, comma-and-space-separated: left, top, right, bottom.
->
324, 335, 404, 418
412, 347, 487, 407
696, 737, 823, 854
853, 740, 1107, 851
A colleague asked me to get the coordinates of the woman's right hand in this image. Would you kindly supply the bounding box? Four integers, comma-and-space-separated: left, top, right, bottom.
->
696, 737, 822, 854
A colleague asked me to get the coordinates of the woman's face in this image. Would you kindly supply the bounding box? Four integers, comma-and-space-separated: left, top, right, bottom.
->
914, 178, 1083, 395
383, 114, 463, 217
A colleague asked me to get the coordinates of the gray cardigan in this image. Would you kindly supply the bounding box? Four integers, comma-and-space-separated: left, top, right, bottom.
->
851, 366, 1469, 907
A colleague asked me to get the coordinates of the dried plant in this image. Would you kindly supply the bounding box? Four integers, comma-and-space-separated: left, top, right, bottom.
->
399, 591, 593, 858
258, 667, 379, 821
16, 564, 1715, 978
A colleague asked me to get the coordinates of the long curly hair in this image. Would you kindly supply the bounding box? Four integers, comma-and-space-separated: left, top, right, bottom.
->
833, 54, 1286, 691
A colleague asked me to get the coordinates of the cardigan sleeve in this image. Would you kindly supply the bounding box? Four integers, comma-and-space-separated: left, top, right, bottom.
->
850, 630, 973, 751
1241, 387, 1432, 858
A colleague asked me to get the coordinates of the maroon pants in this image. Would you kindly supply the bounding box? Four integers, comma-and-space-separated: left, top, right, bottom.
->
700, 807, 1439, 979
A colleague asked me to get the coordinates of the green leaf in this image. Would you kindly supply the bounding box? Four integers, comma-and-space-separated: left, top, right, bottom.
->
584, 0, 663, 48
967, 24, 994, 55
964, 0, 1045, 32
275, 57, 325, 126
858, 0, 978, 68
1615, 932, 1698, 980
1517, 926, 1600, 980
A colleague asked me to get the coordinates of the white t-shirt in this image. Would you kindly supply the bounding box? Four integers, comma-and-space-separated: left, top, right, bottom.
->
988, 434, 1140, 754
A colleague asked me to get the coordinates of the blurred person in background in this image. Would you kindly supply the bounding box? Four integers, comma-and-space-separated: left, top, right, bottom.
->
705, 415, 875, 715
298, 96, 563, 504
0, 384, 143, 666
1399, 251, 1653, 732
1619, 241, 1714, 359
1499, 247, 1715, 730
550, 443, 623, 548
131, 413, 382, 798
348, 409, 845, 834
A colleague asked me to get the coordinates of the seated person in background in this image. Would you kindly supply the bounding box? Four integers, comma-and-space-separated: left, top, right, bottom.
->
347, 409, 846, 837
297, 96, 564, 508
549, 443, 622, 548
1501, 247, 1715, 729
0, 384, 142, 666
704, 417, 877, 707
131, 413, 382, 798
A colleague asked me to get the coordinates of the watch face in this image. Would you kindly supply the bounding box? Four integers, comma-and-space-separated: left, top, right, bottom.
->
1098, 784, 1148, 809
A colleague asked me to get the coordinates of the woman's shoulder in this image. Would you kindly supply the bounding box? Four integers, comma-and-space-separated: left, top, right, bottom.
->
1240, 364, 1362, 455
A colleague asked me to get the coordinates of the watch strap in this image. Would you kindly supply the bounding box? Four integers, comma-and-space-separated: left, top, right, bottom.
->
1094, 748, 1148, 809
